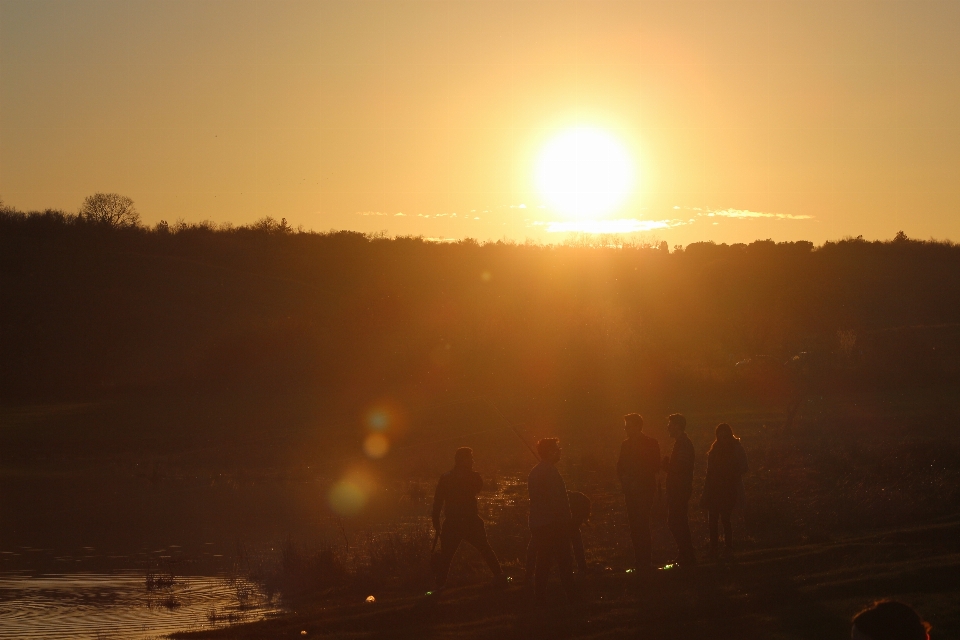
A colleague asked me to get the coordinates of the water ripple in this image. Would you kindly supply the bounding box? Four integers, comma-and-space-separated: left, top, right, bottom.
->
0, 573, 281, 639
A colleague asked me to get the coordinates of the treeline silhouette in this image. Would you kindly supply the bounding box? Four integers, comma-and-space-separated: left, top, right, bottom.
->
3, 206, 960, 434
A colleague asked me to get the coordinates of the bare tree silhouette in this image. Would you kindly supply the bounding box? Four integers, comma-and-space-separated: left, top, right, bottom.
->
79, 193, 140, 227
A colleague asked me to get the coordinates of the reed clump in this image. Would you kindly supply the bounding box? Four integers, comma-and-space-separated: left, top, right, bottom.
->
144, 571, 176, 591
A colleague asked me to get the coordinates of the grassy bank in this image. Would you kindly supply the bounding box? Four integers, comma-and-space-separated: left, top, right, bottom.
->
176, 518, 960, 639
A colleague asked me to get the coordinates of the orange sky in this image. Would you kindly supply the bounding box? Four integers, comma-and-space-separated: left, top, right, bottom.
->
2, 0, 958, 245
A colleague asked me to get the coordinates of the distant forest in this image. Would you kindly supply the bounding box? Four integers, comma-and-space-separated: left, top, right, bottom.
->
3, 206, 960, 433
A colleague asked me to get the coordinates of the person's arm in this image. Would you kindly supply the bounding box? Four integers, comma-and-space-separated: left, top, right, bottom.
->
641, 437, 658, 474
682, 442, 697, 478
528, 468, 545, 528
528, 468, 541, 508
616, 443, 626, 482
555, 468, 568, 496
553, 468, 572, 520
431, 477, 446, 530
699, 451, 714, 508
471, 471, 484, 494
737, 443, 749, 474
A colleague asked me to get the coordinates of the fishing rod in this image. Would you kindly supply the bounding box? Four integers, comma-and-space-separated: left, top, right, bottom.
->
481, 398, 540, 462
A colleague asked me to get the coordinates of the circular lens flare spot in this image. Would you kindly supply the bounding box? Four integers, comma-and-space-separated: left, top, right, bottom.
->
367, 410, 389, 431
535, 127, 635, 219
328, 480, 368, 516
363, 433, 390, 459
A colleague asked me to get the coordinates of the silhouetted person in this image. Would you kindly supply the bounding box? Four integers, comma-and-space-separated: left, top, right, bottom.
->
616, 413, 660, 570
852, 600, 930, 640
432, 447, 506, 590
525, 490, 591, 581
664, 413, 697, 566
700, 423, 748, 558
528, 438, 577, 604
567, 490, 590, 574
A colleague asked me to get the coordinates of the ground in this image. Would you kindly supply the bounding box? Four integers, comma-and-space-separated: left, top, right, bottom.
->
177, 517, 960, 640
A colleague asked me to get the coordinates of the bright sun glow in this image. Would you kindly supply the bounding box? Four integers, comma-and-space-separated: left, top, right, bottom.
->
535, 127, 635, 219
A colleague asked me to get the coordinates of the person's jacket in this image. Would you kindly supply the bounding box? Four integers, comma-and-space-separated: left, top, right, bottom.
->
528, 461, 572, 529
617, 434, 660, 496
666, 433, 695, 497
432, 467, 483, 527
567, 490, 591, 525
700, 438, 748, 511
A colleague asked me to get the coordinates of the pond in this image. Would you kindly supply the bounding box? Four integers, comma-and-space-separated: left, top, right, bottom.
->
0, 572, 280, 640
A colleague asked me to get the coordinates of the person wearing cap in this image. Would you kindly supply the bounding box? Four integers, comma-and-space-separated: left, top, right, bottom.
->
432, 447, 506, 590
527, 438, 577, 604
524, 489, 591, 582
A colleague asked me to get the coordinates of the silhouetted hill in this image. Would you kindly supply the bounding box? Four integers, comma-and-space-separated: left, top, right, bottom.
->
3, 209, 960, 437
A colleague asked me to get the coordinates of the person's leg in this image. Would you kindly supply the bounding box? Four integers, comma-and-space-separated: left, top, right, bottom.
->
553, 524, 577, 602
534, 523, 576, 604
464, 517, 504, 577
524, 536, 538, 583
721, 509, 733, 549
672, 493, 696, 564
532, 526, 552, 604
636, 505, 652, 567
666, 494, 683, 561
435, 525, 464, 588
709, 510, 719, 554
626, 494, 652, 568
569, 521, 587, 574
625, 500, 640, 563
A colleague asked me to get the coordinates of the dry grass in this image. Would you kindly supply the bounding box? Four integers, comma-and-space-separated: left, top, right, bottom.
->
189, 405, 960, 639
178, 517, 960, 640
245, 409, 960, 608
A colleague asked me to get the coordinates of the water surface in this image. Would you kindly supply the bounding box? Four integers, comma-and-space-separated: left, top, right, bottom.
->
0, 572, 280, 640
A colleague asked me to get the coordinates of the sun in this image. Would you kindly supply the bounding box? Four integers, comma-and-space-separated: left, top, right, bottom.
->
535, 127, 635, 219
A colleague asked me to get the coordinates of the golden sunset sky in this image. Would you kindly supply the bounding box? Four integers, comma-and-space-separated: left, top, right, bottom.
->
1, 1, 958, 244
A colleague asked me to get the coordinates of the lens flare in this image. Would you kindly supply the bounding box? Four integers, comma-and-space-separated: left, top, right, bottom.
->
363, 401, 409, 438
328, 468, 376, 517
367, 409, 389, 431
328, 479, 367, 516
363, 433, 390, 459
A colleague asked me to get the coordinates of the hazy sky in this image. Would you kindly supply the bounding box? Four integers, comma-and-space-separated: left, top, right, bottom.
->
2, 1, 958, 244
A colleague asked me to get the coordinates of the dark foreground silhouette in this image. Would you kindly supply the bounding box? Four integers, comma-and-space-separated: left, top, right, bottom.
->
173, 517, 959, 640
432, 447, 505, 590
3, 209, 960, 638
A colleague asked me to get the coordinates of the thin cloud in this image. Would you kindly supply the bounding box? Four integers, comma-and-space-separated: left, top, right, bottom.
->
545, 218, 683, 234
702, 208, 813, 220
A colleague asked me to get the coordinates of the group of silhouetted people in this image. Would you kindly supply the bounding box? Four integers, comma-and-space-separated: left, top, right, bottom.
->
617, 412, 748, 570
430, 438, 583, 605
428, 417, 935, 639
430, 412, 751, 604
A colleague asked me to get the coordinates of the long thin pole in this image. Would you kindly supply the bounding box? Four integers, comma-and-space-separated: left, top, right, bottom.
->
483, 398, 539, 462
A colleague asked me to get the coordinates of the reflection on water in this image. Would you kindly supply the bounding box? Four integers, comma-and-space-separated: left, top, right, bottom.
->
0, 573, 281, 640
